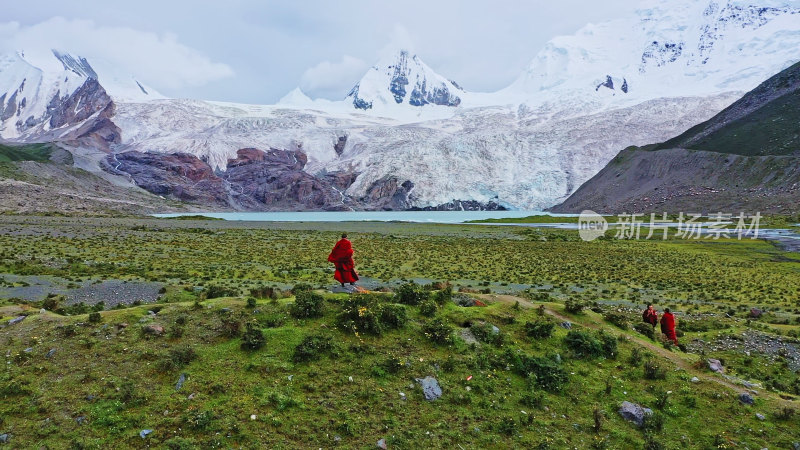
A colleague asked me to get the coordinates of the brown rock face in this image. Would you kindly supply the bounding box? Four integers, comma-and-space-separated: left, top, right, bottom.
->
361, 176, 416, 210
109, 151, 229, 207
224, 148, 348, 210
106, 148, 360, 211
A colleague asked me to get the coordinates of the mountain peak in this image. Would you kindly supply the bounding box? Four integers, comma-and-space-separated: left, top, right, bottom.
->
345, 50, 464, 111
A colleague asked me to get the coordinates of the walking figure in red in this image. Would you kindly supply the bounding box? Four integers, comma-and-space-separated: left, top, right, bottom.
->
660, 308, 678, 345
328, 233, 359, 287
642, 304, 658, 329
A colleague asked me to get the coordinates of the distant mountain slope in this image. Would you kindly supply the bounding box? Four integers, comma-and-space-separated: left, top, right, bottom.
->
656, 61, 800, 156
551, 61, 800, 214
0, 142, 188, 215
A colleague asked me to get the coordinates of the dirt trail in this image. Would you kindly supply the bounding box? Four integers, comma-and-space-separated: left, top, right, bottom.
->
476, 293, 797, 408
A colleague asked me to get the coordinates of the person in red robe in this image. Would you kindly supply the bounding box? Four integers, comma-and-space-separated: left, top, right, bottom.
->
328, 233, 359, 286
642, 304, 658, 329
660, 308, 678, 345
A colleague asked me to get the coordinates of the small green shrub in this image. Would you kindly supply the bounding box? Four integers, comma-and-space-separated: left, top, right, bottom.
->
88, 311, 102, 323
337, 294, 383, 335
185, 410, 215, 430
628, 347, 645, 366
564, 298, 585, 314
246, 297, 257, 308
564, 330, 603, 358
42, 294, 61, 311
157, 345, 197, 372
291, 283, 313, 294
395, 282, 429, 306
642, 411, 664, 433
634, 322, 656, 340
603, 310, 628, 329
423, 318, 454, 345
379, 304, 407, 329
524, 320, 555, 339
643, 359, 666, 380
293, 335, 333, 362
241, 323, 265, 350
418, 299, 437, 317
219, 317, 242, 338
598, 331, 617, 359
205, 285, 238, 299
519, 390, 545, 408
432, 286, 453, 305
471, 322, 503, 346
514, 354, 568, 392
290, 291, 324, 319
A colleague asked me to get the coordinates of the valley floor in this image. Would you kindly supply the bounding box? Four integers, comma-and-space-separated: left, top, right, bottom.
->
1, 216, 799, 448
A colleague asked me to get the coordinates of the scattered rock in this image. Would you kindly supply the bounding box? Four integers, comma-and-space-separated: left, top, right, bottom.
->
147, 310, 157, 316
250, 414, 257, 421
334, 435, 341, 442
220, 308, 232, 314
490, 324, 500, 335
75, 416, 87, 425
749, 308, 763, 318
0, 433, 8, 443
142, 324, 164, 336
560, 321, 572, 330
690, 377, 700, 383
7, 316, 26, 326
377, 438, 387, 449
618, 401, 653, 427
175, 373, 187, 391
139, 429, 152, 439
117, 322, 129, 329
188, 393, 195, 400
707, 359, 724, 373
459, 328, 479, 345
86, 394, 96, 401
739, 392, 755, 405
399, 392, 406, 401
330, 284, 357, 294
452, 294, 477, 307
756, 413, 765, 420
416, 376, 442, 401
45, 348, 56, 359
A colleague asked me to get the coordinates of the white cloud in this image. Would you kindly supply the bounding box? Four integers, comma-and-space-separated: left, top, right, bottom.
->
0, 17, 234, 90
300, 55, 368, 99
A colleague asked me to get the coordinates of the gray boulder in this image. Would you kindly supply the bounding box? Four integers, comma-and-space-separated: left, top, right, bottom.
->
416, 376, 442, 401
618, 401, 653, 427
560, 321, 572, 330
739, 392, 755, 405
139, 429, 153, 439
175, 373, 187, 391
0, 434, 8, 443
377, 438, 387, 449
7, 316, 26, 326
46, 348, 57, 359
707, 359, 724, 373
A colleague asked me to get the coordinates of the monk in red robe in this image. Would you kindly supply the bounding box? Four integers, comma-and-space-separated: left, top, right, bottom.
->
660, 308, 678, 345
328, 233, 359, 286
642, 304, 658, 329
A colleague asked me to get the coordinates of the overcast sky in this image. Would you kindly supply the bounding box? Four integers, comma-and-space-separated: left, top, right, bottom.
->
1, 0, 632, 103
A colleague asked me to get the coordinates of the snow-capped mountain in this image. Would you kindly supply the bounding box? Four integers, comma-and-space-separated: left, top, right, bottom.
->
0, 49, 160, 144
345, 49, 464, 111
2, 0, 800, 211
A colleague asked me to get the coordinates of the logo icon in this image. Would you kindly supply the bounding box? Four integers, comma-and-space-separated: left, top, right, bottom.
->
578, 210, 608, 242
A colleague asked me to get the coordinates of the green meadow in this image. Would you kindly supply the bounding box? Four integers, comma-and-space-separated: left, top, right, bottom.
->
1, 215, 799, 448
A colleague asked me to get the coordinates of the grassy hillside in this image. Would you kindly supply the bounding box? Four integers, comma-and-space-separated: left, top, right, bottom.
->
0, 142, 54, 163
1, 217, 799, 448
657, 61, 800, 156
